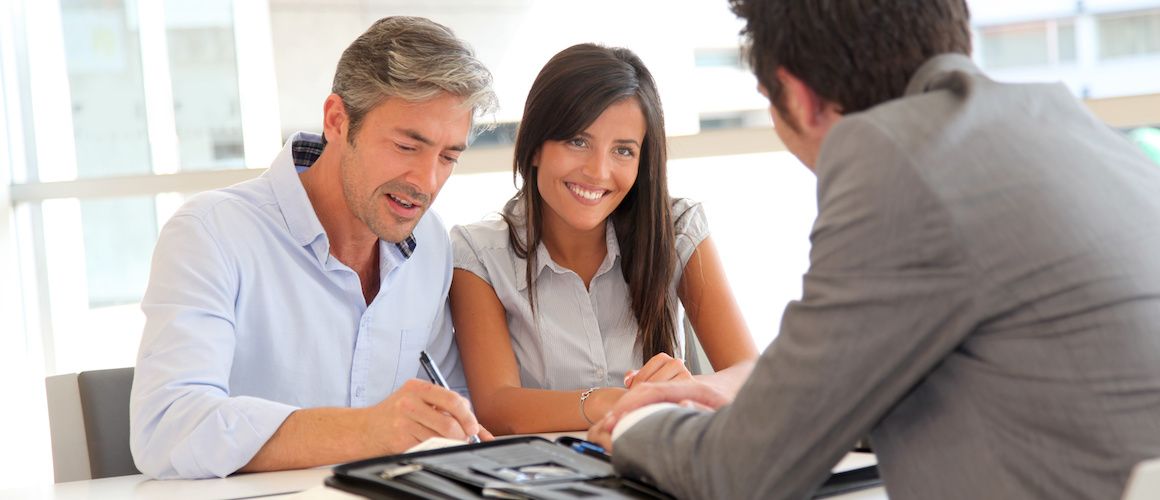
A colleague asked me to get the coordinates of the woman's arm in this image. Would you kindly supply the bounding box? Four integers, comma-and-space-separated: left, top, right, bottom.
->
677, 236, 759, 381
449, 269, 626, 435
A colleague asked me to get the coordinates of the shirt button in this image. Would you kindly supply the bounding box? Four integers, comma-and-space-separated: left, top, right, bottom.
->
355, 387, 364, 398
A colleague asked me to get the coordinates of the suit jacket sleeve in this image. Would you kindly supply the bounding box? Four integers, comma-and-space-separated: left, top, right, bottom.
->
612, 117, 982, 499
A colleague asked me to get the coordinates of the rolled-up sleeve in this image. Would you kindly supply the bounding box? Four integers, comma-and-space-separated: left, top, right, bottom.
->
130, 212, 297, 479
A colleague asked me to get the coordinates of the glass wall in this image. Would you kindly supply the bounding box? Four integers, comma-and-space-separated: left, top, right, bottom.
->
979, 20, 1078, 69
164, 0, 246, 171
14, 0, 249, 374
972, 1, 1160, 98
981, 22, 1053, 68
1098, 10, 1160, 60
58, 0, 153, 181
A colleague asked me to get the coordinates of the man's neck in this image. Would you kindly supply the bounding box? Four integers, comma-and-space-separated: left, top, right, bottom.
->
299, 148, 381, 302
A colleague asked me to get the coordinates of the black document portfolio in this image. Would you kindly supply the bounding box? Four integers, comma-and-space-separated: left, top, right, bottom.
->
326, 436, 666, 499
325, 436, 881, 499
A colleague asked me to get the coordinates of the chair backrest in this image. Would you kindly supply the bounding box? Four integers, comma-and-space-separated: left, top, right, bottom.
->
45, 372, 89, 482
1123, 457, 1160, 500
45, 367, 139, 482
682, 314, 714, 376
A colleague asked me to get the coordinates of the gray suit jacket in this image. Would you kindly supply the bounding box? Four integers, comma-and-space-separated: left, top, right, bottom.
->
614, 54, 1160, 499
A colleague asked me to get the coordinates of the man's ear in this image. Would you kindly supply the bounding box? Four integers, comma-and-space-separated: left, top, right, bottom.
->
322, 93, 348, 144
775, 67, 841, 134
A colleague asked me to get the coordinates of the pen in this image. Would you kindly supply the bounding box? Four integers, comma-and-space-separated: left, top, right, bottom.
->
556, 436, 610, 462
419, 350, 481, 444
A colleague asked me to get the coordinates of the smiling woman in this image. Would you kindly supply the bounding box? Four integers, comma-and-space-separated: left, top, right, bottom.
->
447, 43, 759, 435
535, 98, 644, 260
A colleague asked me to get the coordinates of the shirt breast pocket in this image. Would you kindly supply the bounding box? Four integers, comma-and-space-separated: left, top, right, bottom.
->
393, 324, 431, 388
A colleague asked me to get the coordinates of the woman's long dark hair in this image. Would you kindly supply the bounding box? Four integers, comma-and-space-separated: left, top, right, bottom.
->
502, 43, 676, 364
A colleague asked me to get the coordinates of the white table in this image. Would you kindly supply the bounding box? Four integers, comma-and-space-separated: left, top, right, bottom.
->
1, 449, 886, 499
0, 467, 331, 500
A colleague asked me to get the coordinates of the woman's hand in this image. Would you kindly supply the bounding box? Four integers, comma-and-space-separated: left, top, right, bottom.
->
624, 352, 693, 388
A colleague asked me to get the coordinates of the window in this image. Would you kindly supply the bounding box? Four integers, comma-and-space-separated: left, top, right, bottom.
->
667, 152, 815, 350
164, 0, 247, 171
10, 0, 259, 377
981, 22, 1051, 68
1098, 10, 1160, 60
469, 122, 518, 148
699, 110, 772, 131
978, 18, 1079, 69
1, 0, 270, 487
694, 47, 743, 69
1058, 21, 1077, 63
57, 0, 152, 180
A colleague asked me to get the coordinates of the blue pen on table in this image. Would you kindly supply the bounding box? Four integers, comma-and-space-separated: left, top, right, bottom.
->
556, 436, 610, 462
418, 350, 481, 444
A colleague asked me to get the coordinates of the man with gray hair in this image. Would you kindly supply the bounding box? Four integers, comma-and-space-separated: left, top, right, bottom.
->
130, 16, 498, 479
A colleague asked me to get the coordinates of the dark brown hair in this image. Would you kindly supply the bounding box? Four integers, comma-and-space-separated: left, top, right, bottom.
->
728, 0, 972, 123
503, 43, 676, 364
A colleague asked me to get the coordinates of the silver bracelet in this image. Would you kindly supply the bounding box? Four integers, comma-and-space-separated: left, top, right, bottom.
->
579, 386, 599, 425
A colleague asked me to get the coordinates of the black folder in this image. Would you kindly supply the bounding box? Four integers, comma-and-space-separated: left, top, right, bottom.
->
326, 436, 666, 499
325, 436, 881, 499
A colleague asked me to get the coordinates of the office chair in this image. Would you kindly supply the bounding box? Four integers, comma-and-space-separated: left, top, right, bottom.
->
682, 314, 714, 376
45, 367, 140, 482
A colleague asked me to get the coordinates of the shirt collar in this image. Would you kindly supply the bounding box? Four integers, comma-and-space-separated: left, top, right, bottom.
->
266, 132, 327, 251
904, 53, 983, 97
266, 131, 418, 264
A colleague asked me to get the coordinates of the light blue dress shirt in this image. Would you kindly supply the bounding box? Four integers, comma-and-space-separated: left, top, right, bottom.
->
129, 132, 464, 479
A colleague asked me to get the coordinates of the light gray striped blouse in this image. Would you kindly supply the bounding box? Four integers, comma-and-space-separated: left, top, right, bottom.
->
450, 198, 709, 391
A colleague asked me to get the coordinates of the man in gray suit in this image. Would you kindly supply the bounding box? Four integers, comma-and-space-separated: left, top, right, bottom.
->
587, 1, 1160, 498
